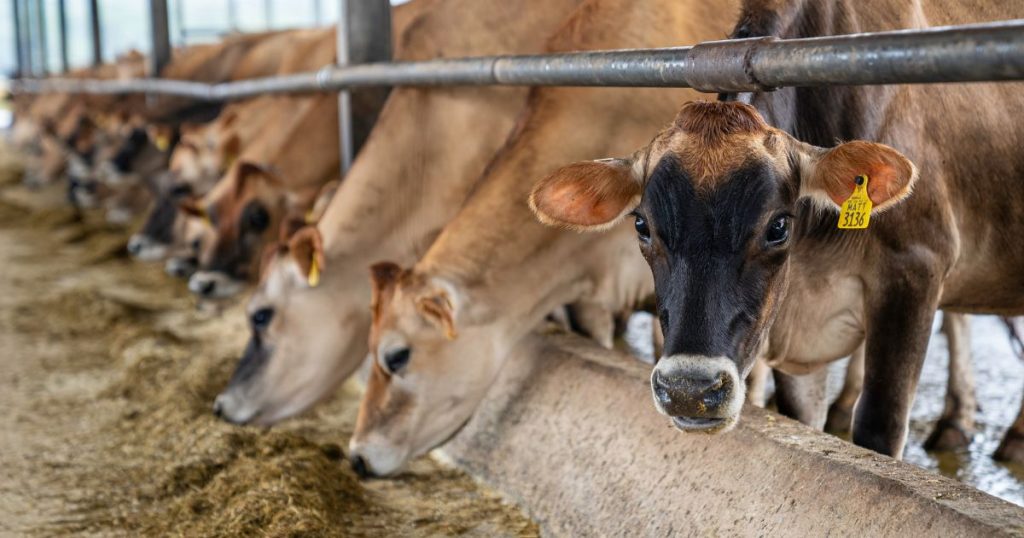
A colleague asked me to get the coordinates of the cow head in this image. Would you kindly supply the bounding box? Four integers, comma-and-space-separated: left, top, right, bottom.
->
349, 263, 500, 477
530, 101, 917, 433
212, 225, 373, 425
187, 161, 298, 299
127, 179, 194, 261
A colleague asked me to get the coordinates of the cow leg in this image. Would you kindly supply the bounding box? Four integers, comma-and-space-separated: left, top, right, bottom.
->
566, 301, 615, 349
773, 367, 829, 430
746, 358, 770, 407
995, 392, 1024, 463
925, 312, 976, 450
853, 283, 939, 459
825, 345, 865, 435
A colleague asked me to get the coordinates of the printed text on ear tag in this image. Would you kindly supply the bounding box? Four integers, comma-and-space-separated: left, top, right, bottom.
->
308, 255, 321, 288
838, 175, 872, 229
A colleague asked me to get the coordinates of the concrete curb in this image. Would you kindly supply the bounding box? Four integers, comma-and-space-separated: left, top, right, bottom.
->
439, 332, 1024, 536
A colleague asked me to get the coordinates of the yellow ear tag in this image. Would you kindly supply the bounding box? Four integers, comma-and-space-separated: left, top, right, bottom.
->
304, 210, 316, 225
155, 135, 170, 152
198, 209, 212, 228
838, 175, 872, 230
307, 255, 321, 287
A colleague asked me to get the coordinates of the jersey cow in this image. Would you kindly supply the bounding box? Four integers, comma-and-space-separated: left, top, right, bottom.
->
348, 0, 738, 478
532, 0, 1024, 460
211, 0, 585, 426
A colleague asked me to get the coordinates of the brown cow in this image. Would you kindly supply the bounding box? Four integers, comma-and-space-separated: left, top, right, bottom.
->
348, 0, 738, 477
211, 0, 585, 426
187, 94, 339, 298
530, 0, 1024, 459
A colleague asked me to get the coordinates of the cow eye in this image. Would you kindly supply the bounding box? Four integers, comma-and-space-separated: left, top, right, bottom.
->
169, 183, 192, 198
634, 214, 650, 242
382, 347, 411, 375
250, 307, 274, 329
245, 204, 270, 232
765, 216, 790, 246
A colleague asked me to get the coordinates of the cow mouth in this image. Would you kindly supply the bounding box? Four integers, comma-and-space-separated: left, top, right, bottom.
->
671, 416, 726, 432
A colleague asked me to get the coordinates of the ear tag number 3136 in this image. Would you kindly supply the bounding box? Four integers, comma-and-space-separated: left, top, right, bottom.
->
838, 175, 872, 230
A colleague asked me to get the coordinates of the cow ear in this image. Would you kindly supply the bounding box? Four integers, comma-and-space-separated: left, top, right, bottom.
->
416, 288, 458, 340
797, 140, 918, 213
221, 134, 241, 168
234, 161, 278, 197
258, 241, 288, 280
369, 261, 404, 321
530, 158, 641, 232
178, 196, 206, 219
288, 226, 325, 288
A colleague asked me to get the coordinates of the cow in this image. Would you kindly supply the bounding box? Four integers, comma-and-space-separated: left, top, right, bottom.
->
186, 94, 340, 299
127, 97, 285, 262
530, 9, 1024, 460
211, 0, 586, 426
347, 0, 739, 478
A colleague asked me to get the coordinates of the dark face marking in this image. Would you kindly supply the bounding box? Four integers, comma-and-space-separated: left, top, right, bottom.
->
636, 156, 796, 372
205, 200, 271, 280
226, 335, 272, 389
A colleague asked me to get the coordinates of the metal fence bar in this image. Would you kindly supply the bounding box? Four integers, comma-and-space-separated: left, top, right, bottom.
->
336, 0, 352, 173
149, 0, 172, 75
12, 20, 1024, 98
57, 0, 68, 72
88, 0, 102, 66
33, 0, 47, 75
12, 0, 24, 77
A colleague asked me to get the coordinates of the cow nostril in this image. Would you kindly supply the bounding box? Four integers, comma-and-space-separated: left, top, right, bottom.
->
652, 371, 672, 405
199, 280, 216, 296
212, 398, 224, 419
127, 241, 141, 255
351, 455, 371, 479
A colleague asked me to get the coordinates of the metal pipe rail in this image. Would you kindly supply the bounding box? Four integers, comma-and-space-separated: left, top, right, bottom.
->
11, 19, 1024, 98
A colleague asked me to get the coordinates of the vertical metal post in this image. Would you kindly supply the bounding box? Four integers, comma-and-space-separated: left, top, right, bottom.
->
12, 0, 25, 77
264, 0, 272, 29
336, 0, 352, 173
336, 0, 392, 173
57, 0, 68, 72
21, 0, 35, 76
313, 0, 322, 25
88, 0, 102, 66
149, 0, 172, 76
33, 0, 48, 75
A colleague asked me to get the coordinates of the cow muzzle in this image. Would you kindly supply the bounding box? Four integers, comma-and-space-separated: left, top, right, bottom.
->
651, 355, 744, 434
127, 234, 169, 261
188, 270, 245, 299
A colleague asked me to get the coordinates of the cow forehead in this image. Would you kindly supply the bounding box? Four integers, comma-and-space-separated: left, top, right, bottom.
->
640, 101, 788, 188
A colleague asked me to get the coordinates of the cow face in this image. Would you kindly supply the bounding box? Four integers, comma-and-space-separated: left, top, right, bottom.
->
213, 227, 370, 425
349, 263, 497, 477
128, 178, 193, 261
531, 101, 917, 433
187, 162, 285, 299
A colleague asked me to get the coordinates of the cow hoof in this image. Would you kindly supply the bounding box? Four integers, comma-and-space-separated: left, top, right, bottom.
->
924, 418, 973, 451
824, 404, 853, 435
994, 431, 1024, 464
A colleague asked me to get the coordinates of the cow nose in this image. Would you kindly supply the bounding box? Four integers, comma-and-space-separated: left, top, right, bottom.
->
652, 368, 730, 417
199, 279, 216, 297
126, 238, 142, 255
212, 397, 225, 419
350, 455, 372, 479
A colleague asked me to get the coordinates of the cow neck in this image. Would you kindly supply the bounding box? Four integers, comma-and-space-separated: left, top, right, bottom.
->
411, 0, 736, 316
316, 0, 586, 266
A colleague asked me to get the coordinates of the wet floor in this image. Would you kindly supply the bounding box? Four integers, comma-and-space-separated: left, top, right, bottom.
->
903, 315, 1024, 506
